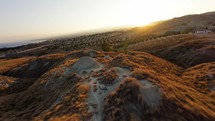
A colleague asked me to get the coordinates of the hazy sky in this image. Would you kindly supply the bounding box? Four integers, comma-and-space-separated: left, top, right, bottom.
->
0, 0, 215, 42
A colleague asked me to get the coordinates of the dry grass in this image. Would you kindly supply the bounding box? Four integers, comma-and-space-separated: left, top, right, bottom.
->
0, 49, 214, 121
0, 75, 15, 91
107, 51, 215, 120
4, 53, 67, 78
182, 62, 215, 97
103, 77, 159, 121
0, 75, 35, 96
128, 34, 215, 68
131, 68, 150, 80
0, 56, 36, 74
35, 84, 91, 121
38, 53, 67, 60
98, 69, 118, 84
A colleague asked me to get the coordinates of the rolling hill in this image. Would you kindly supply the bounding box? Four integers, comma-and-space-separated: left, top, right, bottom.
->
0, 11, 215, 121
0, 49, 214, 121
126, 11, 215, 36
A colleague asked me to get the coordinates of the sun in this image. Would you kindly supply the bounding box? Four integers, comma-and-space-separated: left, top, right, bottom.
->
118, 0, 174, 26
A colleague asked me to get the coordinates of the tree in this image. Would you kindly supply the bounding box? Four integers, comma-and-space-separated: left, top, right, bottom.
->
101, 40, 113, 51
122, 41, 128, 53
164, 31, 180, 36
181, 27, 194, 34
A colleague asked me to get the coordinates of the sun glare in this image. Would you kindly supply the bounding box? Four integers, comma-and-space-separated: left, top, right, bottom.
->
0, 0, 215, 41
118, 0, 185, 26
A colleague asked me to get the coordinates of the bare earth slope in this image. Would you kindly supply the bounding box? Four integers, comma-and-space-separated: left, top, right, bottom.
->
0, 49, 214, 121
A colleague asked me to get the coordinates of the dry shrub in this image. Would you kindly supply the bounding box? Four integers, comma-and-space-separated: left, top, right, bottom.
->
130, 68, 149, 80
103, 78, 149, 121
109, 53, 137, 70
99, 69, 118, 84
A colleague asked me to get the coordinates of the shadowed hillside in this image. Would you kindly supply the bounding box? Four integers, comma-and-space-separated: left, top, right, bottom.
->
128, 34, 215, 68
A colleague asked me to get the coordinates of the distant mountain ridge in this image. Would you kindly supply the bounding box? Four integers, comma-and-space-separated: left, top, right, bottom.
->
127, 11, 215, 35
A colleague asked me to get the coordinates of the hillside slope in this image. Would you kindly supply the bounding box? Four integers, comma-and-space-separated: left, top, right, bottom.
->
128, 34, 215, 68
126, 11, 215, 35
182, 62, 215, 97
0, 49, 214, 121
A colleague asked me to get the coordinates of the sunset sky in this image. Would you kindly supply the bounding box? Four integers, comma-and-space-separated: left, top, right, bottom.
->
0, 0, 215, 42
